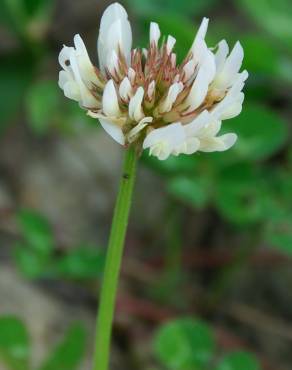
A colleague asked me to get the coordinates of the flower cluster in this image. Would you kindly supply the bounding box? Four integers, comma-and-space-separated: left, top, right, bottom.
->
58, 2, 247, 160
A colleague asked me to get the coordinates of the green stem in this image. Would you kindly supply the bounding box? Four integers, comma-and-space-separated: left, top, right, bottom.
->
93, 147, 137, 370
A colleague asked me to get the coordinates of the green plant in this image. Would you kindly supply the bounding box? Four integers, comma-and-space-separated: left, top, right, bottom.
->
14, 209, 105, 280
0, 316, 86, 370
154, 318, 261, 370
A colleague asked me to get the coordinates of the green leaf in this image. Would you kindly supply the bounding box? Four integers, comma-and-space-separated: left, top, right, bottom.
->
167, 176, 210, 208
54, 246, 105, 279
224, 104, 288, 161
14, 244, 49, 279
241, 35, 281, 77
154, 318, 215, 369
263, 171, 292, 254
237, 0, 292, 47
126, 0, 218, 17
0, 54, 34, 133
0, 316, 30, 370
214, 164, 268, 225
215, 351, 260, 370
26, 80, 61, 135
39, 324, 86, 370
17, 209, 54, 256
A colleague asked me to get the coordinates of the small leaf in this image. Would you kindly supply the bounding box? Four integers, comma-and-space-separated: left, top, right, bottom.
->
39, 324, 86, 370
154, 318, 215, 369
0, 316, 30, 370
17, 209, 54, 256
54, 246, 105, 279
14, 244, 49, 278
215, 351, 261, 370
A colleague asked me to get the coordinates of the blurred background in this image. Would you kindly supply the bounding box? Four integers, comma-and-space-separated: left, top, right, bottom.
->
0, 0, 292, 369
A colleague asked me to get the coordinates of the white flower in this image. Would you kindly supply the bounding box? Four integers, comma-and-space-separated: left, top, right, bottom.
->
58, 2, 247, 159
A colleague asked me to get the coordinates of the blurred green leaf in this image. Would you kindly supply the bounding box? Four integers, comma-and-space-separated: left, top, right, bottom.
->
39, 324, 86, 370
26, 80, 61, 135
0, 316, 30, 370
214, 164, 267, 225
263, 171, 292, 254
215, 351, 260, 370
14, 244, 49, 279
224, 104, 287, 161
23, 0, 50, 16
0, 55, 34, 132
266, 230, 292, 254
154, 318, 215, 369
54, 246, 105, 279
127, 0, 218, 17
167, 176, 210, 209
237, 0, 292, 47
17, 209, 54, 255
2, 0, 55, 39
241, 35, 280, 76
1, 0, 28, 34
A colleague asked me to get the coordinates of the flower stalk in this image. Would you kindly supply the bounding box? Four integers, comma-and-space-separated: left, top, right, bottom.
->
93, 147, 137, 370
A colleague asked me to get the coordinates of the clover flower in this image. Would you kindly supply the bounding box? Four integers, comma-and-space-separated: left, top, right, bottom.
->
58, 2, 248, 160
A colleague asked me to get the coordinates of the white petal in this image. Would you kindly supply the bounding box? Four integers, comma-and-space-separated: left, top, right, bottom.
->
185, 67, 209, 112
166, 35, 176, 54
224, 42, 244, 77
73, 34, 88, 55
98, 3, 132, 71
199, 133, 237, 152
197, 120, 222, 138
58, 70, 69, 89
183, 60, 195, 81
184, 110, 212, 136
150, 22, 161, 45
58, 46, 74, 70
119, 77, 132, 101
147, 81, 156, 100
108, 50, 119, 75
213, 41, 244, 89
173, 137, 200, 155
215, 40, 229, 73
171, 53, 177, 68
129, 87, 144, 121
220, 133, 237, 150
143, 123, 186, 160
63, 80, 81, 102
102, 80, 121, 117
127, 117, 153, 142
69, 49, 97, 107
128, 68, 136, 84
191, 18, 209, 51
160, 82, 184, 113
99, 118, 125, 145
73, 34, 101, 88
191, 36, 216, 84
220, 93, 245, 120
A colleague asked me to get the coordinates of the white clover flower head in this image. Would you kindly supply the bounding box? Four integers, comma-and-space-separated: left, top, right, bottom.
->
58, 2, 248, 160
